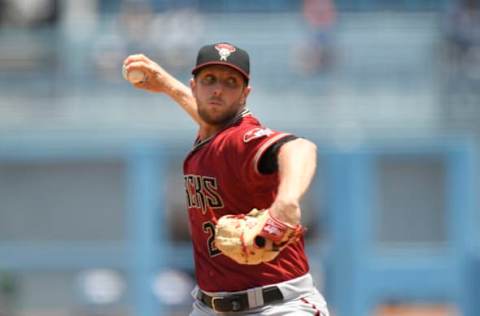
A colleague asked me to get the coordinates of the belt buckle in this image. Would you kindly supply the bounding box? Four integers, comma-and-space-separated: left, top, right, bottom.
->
211, 296, 222, 312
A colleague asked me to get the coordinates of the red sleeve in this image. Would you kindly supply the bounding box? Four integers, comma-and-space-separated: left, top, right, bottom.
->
226, 126, 291, 182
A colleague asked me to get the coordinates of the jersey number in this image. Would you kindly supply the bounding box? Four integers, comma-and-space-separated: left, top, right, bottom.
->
202, 221, 221, 257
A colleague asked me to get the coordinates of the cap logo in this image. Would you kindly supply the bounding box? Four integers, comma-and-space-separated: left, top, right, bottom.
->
215, 43, 236, 61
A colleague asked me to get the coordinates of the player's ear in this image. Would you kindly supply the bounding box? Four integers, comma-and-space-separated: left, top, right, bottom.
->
190, 78, 197, 95
240, 85, 251, 105
245, 85, 251, 96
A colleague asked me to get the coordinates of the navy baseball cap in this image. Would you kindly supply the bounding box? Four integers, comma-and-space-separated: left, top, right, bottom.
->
192, 42, 250, 82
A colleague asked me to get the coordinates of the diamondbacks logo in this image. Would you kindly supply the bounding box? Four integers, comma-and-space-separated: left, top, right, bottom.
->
215, 43, 236, 61
184, 175, 224, 214
243, 127, 274, 143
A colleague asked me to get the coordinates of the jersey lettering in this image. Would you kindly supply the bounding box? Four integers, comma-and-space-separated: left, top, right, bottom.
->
203, 176, 224, 208
184, 175, 205, 211
184, 175, 224, 214
202, 221, 222, 257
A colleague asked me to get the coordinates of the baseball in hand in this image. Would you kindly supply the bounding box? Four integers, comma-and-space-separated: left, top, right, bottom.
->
122, 65, 146, 84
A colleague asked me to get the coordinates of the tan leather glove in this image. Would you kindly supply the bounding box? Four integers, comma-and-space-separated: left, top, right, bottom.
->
214, 209, 304, 265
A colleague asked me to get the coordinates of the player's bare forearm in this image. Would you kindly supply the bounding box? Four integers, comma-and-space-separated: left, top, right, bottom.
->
269, 138, 318, 225
162, 76, 201, 125
122, 54, 201, 125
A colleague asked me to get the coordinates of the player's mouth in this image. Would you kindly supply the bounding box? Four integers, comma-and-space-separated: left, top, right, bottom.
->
208, 98, 224, 106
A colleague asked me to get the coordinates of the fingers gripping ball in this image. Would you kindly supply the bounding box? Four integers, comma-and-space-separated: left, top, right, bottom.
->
214, 209, 304, 265
122, 65, 146, 84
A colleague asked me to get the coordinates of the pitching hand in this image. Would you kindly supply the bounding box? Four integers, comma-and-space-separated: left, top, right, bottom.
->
122, 53, 202, 125
122, 54, 174, 93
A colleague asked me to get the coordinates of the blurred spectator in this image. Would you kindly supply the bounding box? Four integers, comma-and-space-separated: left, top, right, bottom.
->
91, 0, 204, 81
292, 0, 337, 76
0, 0, 59, 74
0, 0, 58, 27
441, 0, 480, 125
444, 0, 480, 75
91, 0, 155, 81
0, 272, 18, 316
150, 7, 205, 71
117, 0, 156, 53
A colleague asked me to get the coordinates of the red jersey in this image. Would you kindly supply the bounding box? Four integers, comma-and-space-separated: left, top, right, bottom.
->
183, 109, 309, 292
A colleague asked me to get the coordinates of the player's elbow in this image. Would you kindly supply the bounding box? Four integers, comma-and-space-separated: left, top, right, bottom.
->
293, 138, 317, 159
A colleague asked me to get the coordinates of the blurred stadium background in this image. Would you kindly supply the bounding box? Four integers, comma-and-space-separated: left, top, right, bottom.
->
0, 0, 479, 315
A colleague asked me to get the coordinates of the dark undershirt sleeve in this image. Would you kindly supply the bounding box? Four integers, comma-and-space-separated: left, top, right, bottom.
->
258, 135, 299, 174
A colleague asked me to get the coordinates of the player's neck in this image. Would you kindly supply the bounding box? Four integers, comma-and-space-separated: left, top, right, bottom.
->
198, 123, 222, 141
197, 107, 246, 141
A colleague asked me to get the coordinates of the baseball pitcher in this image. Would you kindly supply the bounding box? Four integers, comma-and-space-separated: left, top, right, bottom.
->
123, 42, 329, 316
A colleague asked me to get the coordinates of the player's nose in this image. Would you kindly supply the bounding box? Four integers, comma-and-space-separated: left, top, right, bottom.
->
211, 83, 224, 96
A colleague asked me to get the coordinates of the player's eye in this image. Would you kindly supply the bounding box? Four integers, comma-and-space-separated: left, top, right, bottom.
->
224, 77, 239, 88
200, 75, 216, 85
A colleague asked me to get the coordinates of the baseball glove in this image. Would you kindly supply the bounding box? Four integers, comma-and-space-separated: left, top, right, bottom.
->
214, 209, 304, 265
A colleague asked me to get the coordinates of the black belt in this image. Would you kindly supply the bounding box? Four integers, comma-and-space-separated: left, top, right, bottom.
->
198, 286, 284, 313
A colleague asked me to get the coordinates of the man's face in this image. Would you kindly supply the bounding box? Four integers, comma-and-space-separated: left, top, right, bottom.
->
191, 65, 250, 126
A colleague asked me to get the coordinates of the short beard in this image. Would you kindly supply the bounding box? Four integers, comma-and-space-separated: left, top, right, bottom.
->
198, 103, 244, 126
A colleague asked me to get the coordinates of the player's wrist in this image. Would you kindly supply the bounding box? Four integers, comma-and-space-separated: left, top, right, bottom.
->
269, 199, 301, 226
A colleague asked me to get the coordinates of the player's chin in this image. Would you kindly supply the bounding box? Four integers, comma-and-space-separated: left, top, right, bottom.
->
199, 106, 237, 124
200, 113, 230, 125
206, 104, 229, 118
